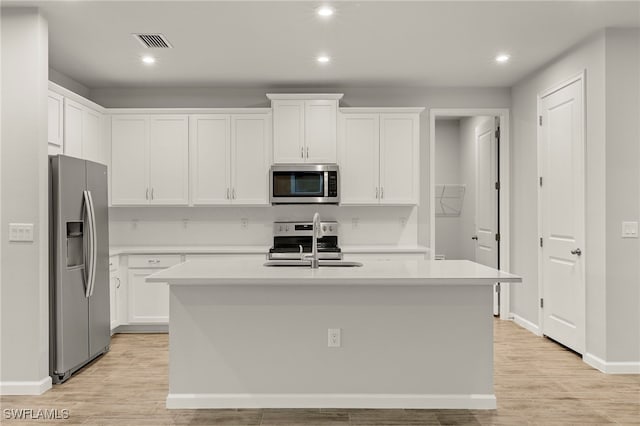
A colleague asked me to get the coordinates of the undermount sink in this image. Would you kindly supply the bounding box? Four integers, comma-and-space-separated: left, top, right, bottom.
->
264, 260, 363, 268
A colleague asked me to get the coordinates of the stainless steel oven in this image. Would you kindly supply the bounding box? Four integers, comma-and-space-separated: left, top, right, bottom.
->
270, 164, 339, 204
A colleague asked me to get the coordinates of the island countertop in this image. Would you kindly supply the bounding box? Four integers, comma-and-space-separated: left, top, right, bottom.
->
147, 259, 521, 286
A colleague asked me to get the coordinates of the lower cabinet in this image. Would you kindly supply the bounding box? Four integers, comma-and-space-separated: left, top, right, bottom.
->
109, 255, 121, 332
128, 268, 170, 324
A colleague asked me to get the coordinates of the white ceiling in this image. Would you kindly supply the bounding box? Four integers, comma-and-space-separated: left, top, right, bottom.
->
5, 1, 640, 88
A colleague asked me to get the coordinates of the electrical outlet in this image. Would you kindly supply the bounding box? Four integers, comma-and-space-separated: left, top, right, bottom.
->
328, 328, 341, 347
351, 218, 359, 229
622, 221, 638, 238
400, 217, 407, 227
240, 218, 249, 229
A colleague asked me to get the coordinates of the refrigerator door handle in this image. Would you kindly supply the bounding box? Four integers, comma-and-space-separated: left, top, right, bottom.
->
82, 191, 92, 298
87, 190, 98, 297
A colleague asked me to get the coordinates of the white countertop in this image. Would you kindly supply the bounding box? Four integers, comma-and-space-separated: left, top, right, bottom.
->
147, 259, 521, 286
109, 245, 429, 257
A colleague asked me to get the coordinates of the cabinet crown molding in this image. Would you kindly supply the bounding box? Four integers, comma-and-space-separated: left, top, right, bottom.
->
266, 93, 344, 101
340, 107, 425, 114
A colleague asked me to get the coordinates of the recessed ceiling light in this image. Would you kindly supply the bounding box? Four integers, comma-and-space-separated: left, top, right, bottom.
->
317, 55, 330, 64
142, 55, 156, 65
317, 6, 334, 17
495, 54, 510, 63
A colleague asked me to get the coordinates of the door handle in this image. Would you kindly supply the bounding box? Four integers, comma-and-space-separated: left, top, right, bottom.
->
116, 277, 121, 289
571, 248, 582, 256
301, 147, 304, 158
151, 188, 154, 200
87, 191, 97, 297
306, 146, 309, 158
380, 187, 384, 199
472, 236, 478, 240
375, 187, 379, 199
232, 188, 236, 199
145, 188, 149, 200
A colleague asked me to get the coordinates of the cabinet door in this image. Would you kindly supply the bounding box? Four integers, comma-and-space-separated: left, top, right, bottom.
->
109, 272, 120, 331
149, 115, 189, 205
111, 115, 149, 205
63, 98, 83, 158
48, 91, 64, 155
189, 115, 231, 205
272, 100, 304, 163
379, 114, 419, 205
128, 269, 169, 324
338, 113, 380, 204
82, 107, 101, 163
231, 114, 271, 205
305, 100, 337, 163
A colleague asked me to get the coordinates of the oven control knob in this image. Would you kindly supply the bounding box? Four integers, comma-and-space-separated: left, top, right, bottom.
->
278, 225, 283, 232
322, 225, 327, 232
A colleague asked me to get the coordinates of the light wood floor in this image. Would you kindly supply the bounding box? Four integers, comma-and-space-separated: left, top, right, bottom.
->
1, 319, 638, 425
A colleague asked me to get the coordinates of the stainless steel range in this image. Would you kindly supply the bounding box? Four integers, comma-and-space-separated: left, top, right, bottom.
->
268, 221, 342, 260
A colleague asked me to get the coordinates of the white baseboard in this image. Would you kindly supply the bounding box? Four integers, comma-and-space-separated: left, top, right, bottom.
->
510, 313, 542, 336
583, 353, 640, 374
0, 377, 52, 395
166, 393, 497, 410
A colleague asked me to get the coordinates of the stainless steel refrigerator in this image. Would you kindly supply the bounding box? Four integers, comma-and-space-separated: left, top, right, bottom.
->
49, 155, 110, 384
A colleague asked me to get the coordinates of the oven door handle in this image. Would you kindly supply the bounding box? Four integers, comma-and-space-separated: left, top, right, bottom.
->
324, 171, 329, 197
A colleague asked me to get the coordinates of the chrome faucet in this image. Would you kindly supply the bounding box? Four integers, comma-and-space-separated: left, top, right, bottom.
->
303, 212, 322, 268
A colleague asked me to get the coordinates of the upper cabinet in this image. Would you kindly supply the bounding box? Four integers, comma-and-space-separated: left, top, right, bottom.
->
111, 115, 189, 206
48, 83, 106, 163
268, 94, 342, 164
47, 91, 64, 155
190, 112, 271, 205
338, 108, 423, 205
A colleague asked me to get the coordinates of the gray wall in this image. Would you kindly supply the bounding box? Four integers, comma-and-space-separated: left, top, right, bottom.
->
604, 28, 640, 362
511, 28, 640, 363
90, 86, 511, 249
1, 8, 50, 388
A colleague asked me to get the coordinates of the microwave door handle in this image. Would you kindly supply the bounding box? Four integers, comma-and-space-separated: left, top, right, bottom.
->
324, 171, 329, 197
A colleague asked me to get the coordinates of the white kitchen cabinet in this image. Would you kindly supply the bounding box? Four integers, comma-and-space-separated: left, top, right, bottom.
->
62, 97, 103, 162
111, 115, 189, 206
149, 115, 189, 205
64, 98, 83, 158
111, 115, 148, 205
48, 91, 64, 155
128, 269, 170, 324
127, 255, 182, 324
338, 109, 421, 205
269, 94, 342, 164
190, 113, 271, 205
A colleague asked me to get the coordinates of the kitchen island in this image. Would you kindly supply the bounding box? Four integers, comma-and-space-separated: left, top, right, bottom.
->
147, 259, 521, 410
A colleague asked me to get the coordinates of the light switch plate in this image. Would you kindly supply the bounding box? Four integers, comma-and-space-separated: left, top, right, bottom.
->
622, 221, 638, 238
9, 223, 34, 242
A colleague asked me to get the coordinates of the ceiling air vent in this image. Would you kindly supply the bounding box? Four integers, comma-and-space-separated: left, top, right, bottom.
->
133, 33, 172, 49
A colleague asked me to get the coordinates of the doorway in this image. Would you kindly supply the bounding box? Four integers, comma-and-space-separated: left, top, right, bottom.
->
430, 109, 511, 319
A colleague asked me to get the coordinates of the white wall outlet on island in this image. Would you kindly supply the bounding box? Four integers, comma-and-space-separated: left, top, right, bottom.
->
622, 221, 638, 238
328, 328, 341, 347
240, 218, 249, 229
351, 218, 359, 229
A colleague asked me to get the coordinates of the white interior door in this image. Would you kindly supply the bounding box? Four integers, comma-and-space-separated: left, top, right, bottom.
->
539, 77, 585, 354
475, 118, 499, 314
189, 115, 231, 205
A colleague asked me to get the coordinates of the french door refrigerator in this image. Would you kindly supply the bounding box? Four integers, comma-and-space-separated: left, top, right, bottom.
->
49, 155, 110, 383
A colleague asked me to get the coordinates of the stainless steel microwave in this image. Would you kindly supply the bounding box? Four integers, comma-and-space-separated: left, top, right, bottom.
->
270, 164, 340, 204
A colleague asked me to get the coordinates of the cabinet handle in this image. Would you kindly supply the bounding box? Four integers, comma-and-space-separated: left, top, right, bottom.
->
116, 277, 121, 289
381, 187, 384, 199
226, 188, 229, 199
375, 187, 379, 199
301, 147, 304, 158
232, 188, 236, 199
151, 188, 154, 200
145, 188, 149, 200
306, 146, 309, 158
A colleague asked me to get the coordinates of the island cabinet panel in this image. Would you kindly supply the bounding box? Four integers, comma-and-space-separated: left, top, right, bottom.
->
272, 98, 338, 163
190, 113, 271, 205
339, 110, 420, 205
111, 115, 189, 206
